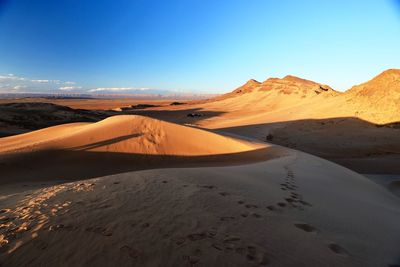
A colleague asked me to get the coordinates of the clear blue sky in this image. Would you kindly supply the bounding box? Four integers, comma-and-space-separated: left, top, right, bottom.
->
0, 0, 399, 94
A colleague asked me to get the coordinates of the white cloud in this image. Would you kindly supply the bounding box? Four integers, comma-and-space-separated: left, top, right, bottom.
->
31, 79, 50, 83
0, 74, 25, 82
59, 86, 82, 91
89, 87, 150, 92
0, 73, 84, 93
13, 85, 27, 90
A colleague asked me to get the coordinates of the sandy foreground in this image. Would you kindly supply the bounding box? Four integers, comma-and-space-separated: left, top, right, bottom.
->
0, 115, 399, 266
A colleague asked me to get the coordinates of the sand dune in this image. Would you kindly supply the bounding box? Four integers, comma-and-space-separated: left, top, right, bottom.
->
0, 115, 277, 186
1, 142, 399, 266
0, 115, 257, 156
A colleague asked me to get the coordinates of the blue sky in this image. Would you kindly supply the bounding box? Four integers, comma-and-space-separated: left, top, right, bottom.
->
0, 0, 399, 94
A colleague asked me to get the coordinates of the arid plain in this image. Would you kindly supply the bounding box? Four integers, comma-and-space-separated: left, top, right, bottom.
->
1, 69, 400, 266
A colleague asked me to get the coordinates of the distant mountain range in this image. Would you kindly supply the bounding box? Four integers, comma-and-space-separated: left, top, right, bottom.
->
0, 92, 219, 100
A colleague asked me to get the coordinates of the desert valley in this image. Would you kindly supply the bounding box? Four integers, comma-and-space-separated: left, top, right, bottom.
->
0, 69, 400, 266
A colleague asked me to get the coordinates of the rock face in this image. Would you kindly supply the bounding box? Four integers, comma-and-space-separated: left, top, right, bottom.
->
344, 69, 400, 123
212, 75, 337, 105
232, 79, 262, 94
347, 69, 400, 98
259, 75, 337, 97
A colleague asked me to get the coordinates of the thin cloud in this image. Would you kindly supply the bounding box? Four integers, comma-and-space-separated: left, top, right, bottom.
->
59, 86, 82, 91
0, 73, 83, 93
31, 79, 50, 83
13, 85, 27, 90
31, 79, 61, 84
89, 87, 150, 92
0, 74, 25, 82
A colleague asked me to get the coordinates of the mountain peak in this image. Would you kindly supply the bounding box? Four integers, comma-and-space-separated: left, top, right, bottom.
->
372, 69, 400, 82
231, 79, 261, 94
245, 79, 261, 85
283, 75, 310, 82
347, 68, 400, 101
260, 75, 336, 95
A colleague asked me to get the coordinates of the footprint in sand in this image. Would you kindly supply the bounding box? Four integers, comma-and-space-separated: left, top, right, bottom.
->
86, 226, 113, 236
285, 197, 298, 205
187, 232, 207, 241
49, 224, 76, 231
299, 200, 312, 207
219, 192, 230, 196
182, 255, 200, 265
236, 245, 269, 265
245, 204, 258, 209
328, 243, 348, 256
212, 243, 224, 251
222, 235, 241, 250
33, 239, 48, 250
120, 245, 142, 259
206, 228, 217, 238
294, 223, 317, 233
0, 209, 10, 214
141, 223, 150, 228
201, 185, 216, 189
220, 216, 235, 221
49, 224, 65, 231
224, 236, 241, 243
277, 202, 286, 208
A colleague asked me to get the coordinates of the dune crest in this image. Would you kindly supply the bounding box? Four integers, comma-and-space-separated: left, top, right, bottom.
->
0, 115, 258, 156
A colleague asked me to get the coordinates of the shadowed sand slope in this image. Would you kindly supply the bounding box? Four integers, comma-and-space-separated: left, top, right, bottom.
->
216, 117, 400, 174
1, 150, 399, 266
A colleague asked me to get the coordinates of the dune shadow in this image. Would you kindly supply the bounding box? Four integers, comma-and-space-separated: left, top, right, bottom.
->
216, 117, 400, 174
0, 146, 287, 185
71, 133, 143, 151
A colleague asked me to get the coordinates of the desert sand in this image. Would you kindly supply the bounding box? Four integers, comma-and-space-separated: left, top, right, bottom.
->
1, 69, 400, 266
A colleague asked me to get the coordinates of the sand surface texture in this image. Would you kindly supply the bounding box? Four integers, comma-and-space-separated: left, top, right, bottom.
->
0, 115, 399, 266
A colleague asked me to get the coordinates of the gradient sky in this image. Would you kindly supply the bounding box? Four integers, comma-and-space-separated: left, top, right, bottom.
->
0, 0, 399, 94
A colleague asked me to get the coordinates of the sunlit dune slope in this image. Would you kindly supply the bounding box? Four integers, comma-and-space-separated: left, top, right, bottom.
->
0, 115, 259, 156
186, 69, 400, 129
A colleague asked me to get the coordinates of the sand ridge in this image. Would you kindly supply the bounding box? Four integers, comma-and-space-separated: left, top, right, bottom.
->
0, 115, 259, 156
